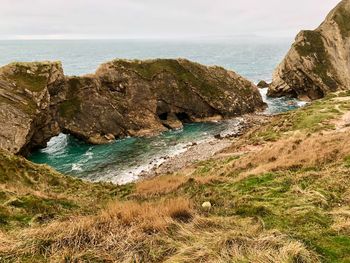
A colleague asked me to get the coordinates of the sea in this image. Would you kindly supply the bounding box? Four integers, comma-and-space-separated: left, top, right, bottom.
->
0, 37, 306, 184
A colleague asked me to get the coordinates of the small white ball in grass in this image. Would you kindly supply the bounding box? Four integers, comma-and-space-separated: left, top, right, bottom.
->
202, 201, 212, 209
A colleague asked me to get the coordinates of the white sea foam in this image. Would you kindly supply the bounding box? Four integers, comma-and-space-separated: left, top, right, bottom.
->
71, 163, 83, 172
94, 141, 193, 185
297, 101, 309, 107
84, 149, 94, 160
41, 133, 68, 155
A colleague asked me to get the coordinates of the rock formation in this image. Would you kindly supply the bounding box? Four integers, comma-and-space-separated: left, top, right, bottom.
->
268, 0, 350, 100
0, 62, 65, 155
0, 59, 265, 155
257, 80, 270, 89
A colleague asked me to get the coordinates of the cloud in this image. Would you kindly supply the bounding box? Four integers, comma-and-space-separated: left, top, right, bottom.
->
0, 0, 341, 39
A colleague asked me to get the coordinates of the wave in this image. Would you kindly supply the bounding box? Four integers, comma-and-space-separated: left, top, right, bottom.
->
71, 163, 83, 172
41, 134, 68, 155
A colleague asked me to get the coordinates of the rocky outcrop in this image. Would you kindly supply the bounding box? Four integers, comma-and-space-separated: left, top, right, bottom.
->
0, 62, 65, 155
0, 59, 265, 155
60, 59, 265, 144
257, 80, 270, 89
269, 0, 350, 100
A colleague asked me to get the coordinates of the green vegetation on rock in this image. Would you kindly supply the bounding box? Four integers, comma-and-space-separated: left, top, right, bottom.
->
59, 97, 81, 118
112, 59, 226, 100
4, 63, 51, 92
269, 1, 350, 99
333, 3, 350, 39
295, 31, 337, 89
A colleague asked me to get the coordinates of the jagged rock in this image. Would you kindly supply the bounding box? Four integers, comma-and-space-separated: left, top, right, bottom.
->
0, 62, 65, 155
63, 58, 265, 143
269, 0, 350, 100
0, 59, 266, 155
257, 80, 270, 88
214, 134, 223, 140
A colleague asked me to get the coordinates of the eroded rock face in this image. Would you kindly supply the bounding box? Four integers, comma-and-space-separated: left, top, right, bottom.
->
269, 0, 350, 100
0, 62, 65, 155
0, 59, 265, 154
59, 59, 265, 144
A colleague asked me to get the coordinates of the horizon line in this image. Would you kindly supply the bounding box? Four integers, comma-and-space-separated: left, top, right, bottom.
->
0, 34, 294, 41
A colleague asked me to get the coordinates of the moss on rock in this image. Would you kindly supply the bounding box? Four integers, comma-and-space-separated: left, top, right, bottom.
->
111, 59, 225, 100
333, 3, 350, 39
269, 0, 350, 99
295, 30, 337, 90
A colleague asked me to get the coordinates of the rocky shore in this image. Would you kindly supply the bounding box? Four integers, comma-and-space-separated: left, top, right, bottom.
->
0, 59, 265, 156
139, 114, 270, 180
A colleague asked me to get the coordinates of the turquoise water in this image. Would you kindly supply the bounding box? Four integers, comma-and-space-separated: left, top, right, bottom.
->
28, 91, 305, 184
30, 120, 244, 184
0, 38, 304, 184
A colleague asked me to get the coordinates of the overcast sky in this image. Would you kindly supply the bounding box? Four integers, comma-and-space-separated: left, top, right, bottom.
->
0, 0, 341, 39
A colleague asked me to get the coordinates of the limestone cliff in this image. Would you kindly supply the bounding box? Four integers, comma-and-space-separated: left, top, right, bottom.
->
0, 59, 265, 155
269, 0, 350, 99
0, 62, 65, 155
60, 59, 265, 144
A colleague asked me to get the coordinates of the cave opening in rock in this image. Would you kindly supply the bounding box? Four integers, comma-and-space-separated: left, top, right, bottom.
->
158, 112, 168, 121
175, 112, 191, 123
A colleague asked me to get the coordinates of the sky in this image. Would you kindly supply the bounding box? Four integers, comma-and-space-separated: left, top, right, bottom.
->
0, 0, 341, 40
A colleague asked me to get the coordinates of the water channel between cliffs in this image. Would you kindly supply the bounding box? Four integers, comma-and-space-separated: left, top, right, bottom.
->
29, 88, 307, 184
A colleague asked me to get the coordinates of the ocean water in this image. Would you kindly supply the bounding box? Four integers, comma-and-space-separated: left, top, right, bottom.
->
0, 38, 304, 184
0, 37, 291, 81
30, 120, 244, 184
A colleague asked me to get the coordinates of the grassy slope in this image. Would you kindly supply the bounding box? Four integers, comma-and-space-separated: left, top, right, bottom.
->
0, 151, 131, 231
1, 92, 350, 262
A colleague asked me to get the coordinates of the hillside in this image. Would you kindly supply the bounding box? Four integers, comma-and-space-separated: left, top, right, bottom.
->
1, 91, 350, 262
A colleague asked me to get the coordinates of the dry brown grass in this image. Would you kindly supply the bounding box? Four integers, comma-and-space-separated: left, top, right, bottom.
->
330, 208, 350, 235
1, 196, 318, 262
161, 216, 319, 263
194, 175, 227, 185
1, 197, 194, 262
103, 197, 194, 230
0, 230, 14, 253
2, 213, 319, 263
135, 174, 227, 197
230, 131, 350, 175
135, 175, 188, 197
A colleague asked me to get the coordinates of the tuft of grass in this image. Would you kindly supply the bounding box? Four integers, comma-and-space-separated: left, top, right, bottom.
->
343, 155, 350, 168
162, 216, 319, 263
135, 175, 189, 197
1, 198, 194, 262
135, 174, 227, 198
